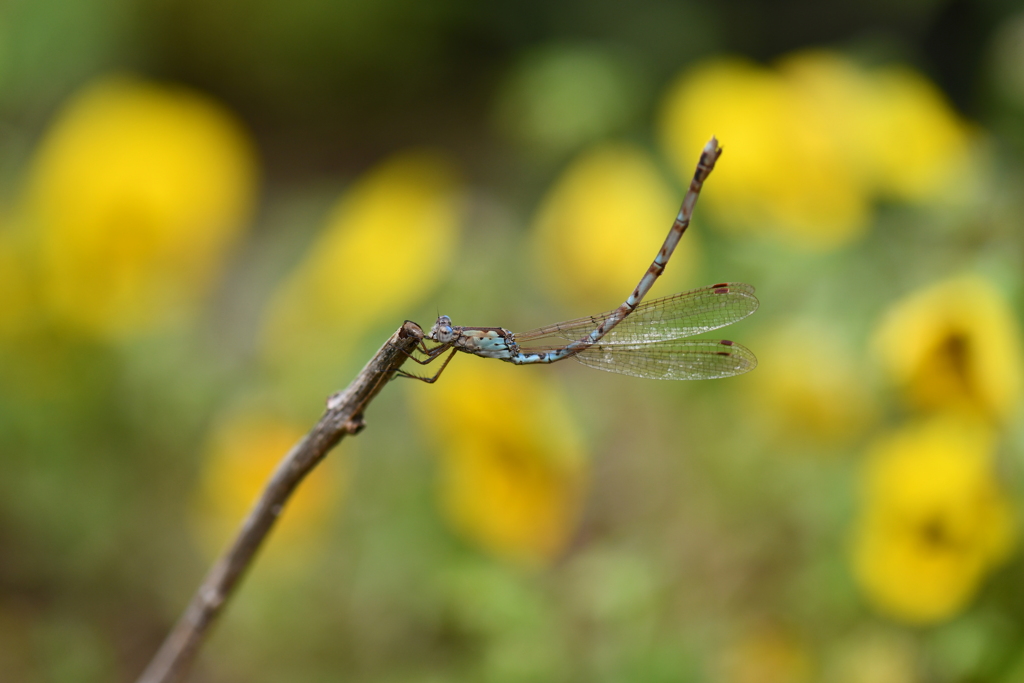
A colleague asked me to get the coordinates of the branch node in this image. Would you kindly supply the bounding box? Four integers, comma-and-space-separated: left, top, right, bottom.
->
343, 414, 366, 435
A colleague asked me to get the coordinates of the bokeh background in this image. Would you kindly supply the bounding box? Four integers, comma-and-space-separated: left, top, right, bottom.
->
3, 1, 1024, 681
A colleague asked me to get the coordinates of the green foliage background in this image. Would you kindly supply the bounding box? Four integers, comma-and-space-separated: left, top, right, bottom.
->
2, 1, 1024, 682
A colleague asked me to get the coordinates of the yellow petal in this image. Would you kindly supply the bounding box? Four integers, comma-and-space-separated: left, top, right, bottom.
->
873, 275, 1023, 421
261, 150, 463, 370
411, 360, 587, 567
658, 51, 979, 250
851, 416, 1016, 624
744, 323, 876, 447
192, 410, 345, 559
531, 143, 695, 308
26, 77, 258, 338
658, 55, 870, 250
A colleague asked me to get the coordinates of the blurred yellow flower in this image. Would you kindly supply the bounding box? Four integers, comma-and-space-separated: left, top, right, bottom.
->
873, 275, 1022, 422
780, 52, 977, 205
411, 360, 587, 567
262, 150, 463, 369
659, 51, 977, 250
193, 410, 344, 558
719, 627, 813, 683
25, 77, 258, 338
659, 56, 868, 249
745, 323, 875, 448
849, 72, 972, 204
851, 417, 1015, 624
531, 143, 695, 308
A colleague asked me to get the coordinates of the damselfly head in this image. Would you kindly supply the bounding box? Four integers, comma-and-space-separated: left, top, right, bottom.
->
430, 315, 455, 343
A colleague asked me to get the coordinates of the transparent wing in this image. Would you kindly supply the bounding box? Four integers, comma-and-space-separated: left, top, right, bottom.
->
571, 338, 757, 380
516, 283, 758, 345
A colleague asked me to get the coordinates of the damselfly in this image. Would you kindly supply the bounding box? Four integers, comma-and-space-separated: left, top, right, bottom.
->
399, 137, 757, 383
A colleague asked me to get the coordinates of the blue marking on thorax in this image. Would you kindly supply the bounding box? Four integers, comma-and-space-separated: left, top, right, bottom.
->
459, 329, 514, 360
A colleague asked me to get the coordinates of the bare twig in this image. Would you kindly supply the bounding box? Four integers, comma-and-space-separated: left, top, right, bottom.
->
136, 321, 425, 683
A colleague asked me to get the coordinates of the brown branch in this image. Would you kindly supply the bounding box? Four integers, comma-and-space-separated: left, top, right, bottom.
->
135, 321, 425, 683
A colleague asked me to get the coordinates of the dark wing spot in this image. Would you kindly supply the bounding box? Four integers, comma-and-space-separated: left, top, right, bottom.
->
720, 340, 734, 346
716, 351, 731, 356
